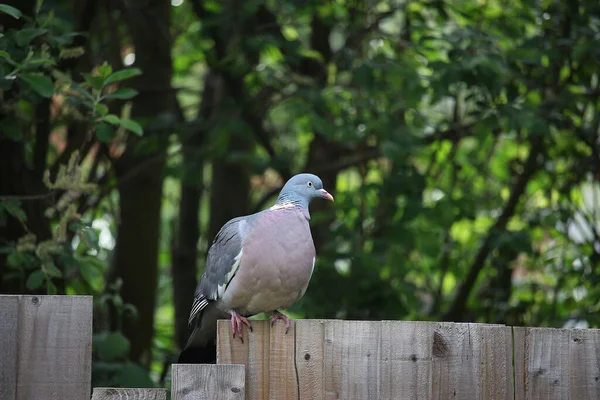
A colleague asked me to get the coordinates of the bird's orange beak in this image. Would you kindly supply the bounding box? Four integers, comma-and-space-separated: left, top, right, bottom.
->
318, 189, 334, 202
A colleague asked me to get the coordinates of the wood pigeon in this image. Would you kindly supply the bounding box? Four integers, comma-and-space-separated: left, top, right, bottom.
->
178, 173, 334, 363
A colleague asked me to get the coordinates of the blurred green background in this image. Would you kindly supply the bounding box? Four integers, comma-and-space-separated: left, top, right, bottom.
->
1, 0, 599, 390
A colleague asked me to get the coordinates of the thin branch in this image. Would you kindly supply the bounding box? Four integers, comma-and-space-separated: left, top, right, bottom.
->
443, 135, 544, 321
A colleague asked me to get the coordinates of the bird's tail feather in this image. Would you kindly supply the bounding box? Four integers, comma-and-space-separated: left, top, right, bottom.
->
177, 303, 228, 364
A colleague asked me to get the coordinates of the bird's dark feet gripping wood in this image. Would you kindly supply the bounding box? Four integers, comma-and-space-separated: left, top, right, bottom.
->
270, 310, 292, 334
231, 311, 253, 343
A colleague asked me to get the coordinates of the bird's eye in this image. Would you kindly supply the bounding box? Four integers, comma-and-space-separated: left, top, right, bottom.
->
307, 181, 313, 187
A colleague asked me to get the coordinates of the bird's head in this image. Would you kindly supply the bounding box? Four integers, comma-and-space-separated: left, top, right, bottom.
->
276, 173, 334, 208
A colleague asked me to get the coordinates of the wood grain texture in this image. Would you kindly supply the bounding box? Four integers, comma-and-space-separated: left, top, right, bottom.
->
0, 295, 93, 400
171, 364, 245, 400
431, 322, 455, 400
269, 320, 297, 400
323, 320, 381, 400
379, 321, 434, 400
514, 327, 570, 399
513, 327, 527, 400
430, 323, 513, 400
514, 327, 600, 400
92, 387, 167, 400
213, 319, 600, 399
478, 325, 514, 399
569, 328, 600, 399
0, 296, 19, 400
217, 319, 270, 400
295, 320, 325, 400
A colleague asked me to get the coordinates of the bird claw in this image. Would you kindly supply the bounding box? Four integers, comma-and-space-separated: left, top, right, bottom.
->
231, 311, 253, 343
270, 310, 292, 334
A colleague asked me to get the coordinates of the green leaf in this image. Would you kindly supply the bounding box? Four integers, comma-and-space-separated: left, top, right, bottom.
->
0, 4, 22, 19
94, 332, 131, 361
80, 261, 103, 291
15, 28, 47, 47
26, 270, 45, 290
104, 68, 142, 86
97, 62, 113, 79
20, 74, 53, 98
83, 73, 105, 92
95, 122, 113, 143
103, 88, 138, 100
1, 199, 27, 222
95, 103, 109, 116
43, 261, 62, 278
103, 114, 121, 125
120, 118, 143, 136
0, 50, 11, 60
71, 82, 96, 103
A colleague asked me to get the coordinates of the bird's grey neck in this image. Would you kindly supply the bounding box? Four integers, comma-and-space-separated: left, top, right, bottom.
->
274, 193, 309, 209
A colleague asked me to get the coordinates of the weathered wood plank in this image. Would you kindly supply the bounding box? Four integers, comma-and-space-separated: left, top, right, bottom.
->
0, 295, 93, 400
268, 320, 297, 400
569, 328, 600, 399
479, 325, 514, 399
431, 322, 455, 400
430, 323, 513, 400
171, 364, 245, 400
513, 327, 527, 400
295, 320, 325, 400
92, 387, 167, 400
379, 321, 434, 400
323, 320, 380, 400
514, 327, 600, 399
514, 327, 571, 399
217, 319, 270, 400
0, 296, 19, 400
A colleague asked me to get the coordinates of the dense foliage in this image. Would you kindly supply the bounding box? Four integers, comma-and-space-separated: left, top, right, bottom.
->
1, 0, 599, 388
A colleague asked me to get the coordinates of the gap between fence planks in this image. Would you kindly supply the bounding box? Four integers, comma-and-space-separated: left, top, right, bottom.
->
0, 295, 93, 400
92, 388, 167, 400
216, 319, 600, 400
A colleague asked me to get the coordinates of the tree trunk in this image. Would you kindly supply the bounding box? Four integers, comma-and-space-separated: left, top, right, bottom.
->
172, 72, 222, 350
111, 0, 172, 365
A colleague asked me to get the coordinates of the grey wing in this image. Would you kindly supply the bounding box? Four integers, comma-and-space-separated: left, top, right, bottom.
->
187, 217, 247, 328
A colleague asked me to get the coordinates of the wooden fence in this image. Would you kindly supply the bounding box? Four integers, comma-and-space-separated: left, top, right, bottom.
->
1, 295, 600, 399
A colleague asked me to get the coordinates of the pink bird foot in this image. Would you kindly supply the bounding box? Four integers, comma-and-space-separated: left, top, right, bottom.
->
231, 311, 253, 343
270, 310, 292, 334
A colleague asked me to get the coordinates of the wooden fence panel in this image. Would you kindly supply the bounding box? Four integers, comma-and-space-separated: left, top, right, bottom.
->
379, 321, 434, 400
0, 295, 19, 400
171, 364, 245, 400
0, 295, 92, 400
569, 328, 600, 399
214, 319, 600, 400
92, 387, 167, 399
514, 327, 600, 400
268, 321, 298, 400
295, 320, 326, 400
322, 320, 381, 400
217, 320, 270, 400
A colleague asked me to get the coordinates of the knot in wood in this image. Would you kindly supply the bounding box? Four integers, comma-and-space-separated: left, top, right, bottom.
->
304, 353, 311, 361
231, 387, 241, 393
31, 296, 39, 305
432, 330, 450, 358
